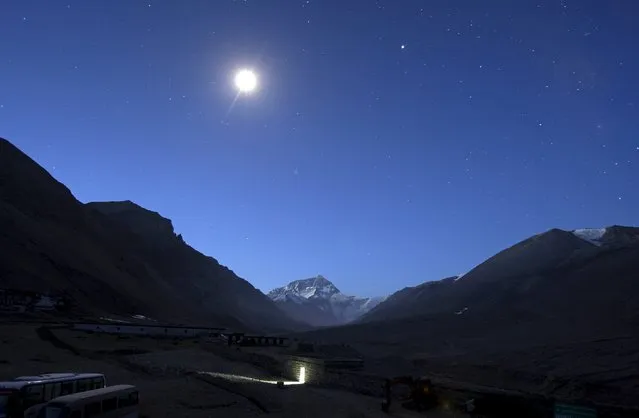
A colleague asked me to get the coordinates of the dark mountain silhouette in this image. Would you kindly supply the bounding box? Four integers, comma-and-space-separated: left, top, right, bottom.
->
295, 226, 639, 407
361, 227, 639, 323
0, 137, 301, 331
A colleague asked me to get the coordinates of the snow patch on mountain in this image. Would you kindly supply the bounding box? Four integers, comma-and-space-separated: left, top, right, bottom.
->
270, 292, 306, 304
573, 228, 607, 246
268, 275, 339, 303
455, 307, 469, 315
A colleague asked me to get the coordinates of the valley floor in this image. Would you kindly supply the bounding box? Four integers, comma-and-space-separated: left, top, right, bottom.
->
0, 322, 466, 418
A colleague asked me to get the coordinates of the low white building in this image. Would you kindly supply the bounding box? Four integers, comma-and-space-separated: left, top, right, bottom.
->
72, 323, 225, 338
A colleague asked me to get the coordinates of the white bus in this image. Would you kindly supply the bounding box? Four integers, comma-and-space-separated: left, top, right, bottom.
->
0, 373, 106, 418
37, 385, 139, 418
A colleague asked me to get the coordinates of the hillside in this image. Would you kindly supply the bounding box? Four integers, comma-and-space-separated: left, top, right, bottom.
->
0, 137, 301, 332
293, 227, 639, 407
361, 227, 639, 323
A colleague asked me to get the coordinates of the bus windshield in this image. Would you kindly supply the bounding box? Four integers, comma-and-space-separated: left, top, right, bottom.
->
42, 406, 66, 418
0, 393, 8, 416
0, 390, 18, 418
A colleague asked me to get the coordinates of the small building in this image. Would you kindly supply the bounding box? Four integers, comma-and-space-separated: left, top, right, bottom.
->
218, 333, 290, 347
284, 355, 364, 385
238, 335, 290, 347
72, 323, 226, 338
33, 295, 57, 311
0, 289, 64, 312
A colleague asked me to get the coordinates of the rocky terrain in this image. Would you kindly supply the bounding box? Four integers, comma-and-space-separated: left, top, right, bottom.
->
360, 226, 639, 324
0, 137, 301, 332
293, 226, 639, 408
268, 275, 386, 326
0, 322, 462, 418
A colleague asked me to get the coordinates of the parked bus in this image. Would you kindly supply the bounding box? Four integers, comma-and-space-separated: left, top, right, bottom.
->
0, 373, 106, 418
37, 385, 138, 418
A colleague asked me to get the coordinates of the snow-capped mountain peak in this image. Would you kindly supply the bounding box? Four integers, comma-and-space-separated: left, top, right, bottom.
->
267, 275, 387, 326
268, 275, 340, 301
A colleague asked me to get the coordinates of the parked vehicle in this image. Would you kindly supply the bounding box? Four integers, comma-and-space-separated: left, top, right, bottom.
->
36, 385, 139, 418
0, 373, 106, 418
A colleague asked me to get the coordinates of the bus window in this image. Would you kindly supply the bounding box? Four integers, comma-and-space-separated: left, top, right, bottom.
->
101, 397, 117, 412
76, 380, 87, 392
60, 382, 74, 396
24, 384, 44, 405
44, 383, 59, 402
0, 393, 9, 417
92, 378, 104, 389
43, 405, 65, 418
2, 392, 21, 418
118, 391, 138, 407
84, 401, 100, 417
0, 392, 9, 408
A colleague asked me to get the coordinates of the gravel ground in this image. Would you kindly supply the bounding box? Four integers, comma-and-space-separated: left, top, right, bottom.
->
0, 323, 467, 418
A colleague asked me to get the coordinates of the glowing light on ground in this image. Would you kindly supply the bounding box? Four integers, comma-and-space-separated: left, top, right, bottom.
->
199, 371, 304, 386
299, 366, 306, 384
234, 69, 258, 94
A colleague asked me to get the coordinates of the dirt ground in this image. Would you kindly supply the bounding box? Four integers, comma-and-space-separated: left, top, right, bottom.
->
0, 323, 467, 418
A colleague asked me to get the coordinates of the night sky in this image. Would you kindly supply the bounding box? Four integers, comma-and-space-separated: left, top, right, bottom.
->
1, 1, 637, 297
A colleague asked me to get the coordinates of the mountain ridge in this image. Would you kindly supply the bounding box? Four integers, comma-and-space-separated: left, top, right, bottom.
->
360, 225, 639, 324
291, 226, 639, 408
0, 137, 302, 332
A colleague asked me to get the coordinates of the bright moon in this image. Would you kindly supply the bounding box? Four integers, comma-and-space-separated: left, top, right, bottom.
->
234, 69, 258, 93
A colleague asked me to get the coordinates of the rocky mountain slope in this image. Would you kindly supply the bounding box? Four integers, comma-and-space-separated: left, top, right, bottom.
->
268, 275, 385, 326
360, 226, 639, 323
293, 227, 639, 407
0, 137, 301, 332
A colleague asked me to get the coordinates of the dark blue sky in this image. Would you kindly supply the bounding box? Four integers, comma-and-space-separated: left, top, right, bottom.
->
1, 1, 637, 297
